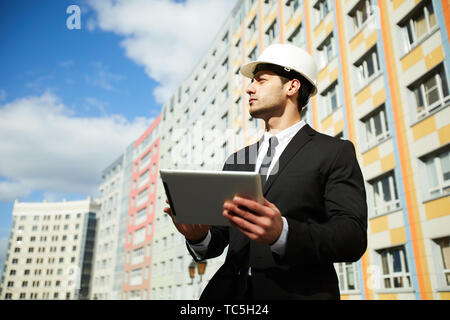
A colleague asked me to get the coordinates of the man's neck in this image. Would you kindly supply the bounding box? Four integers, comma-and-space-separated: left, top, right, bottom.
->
265, 108, 301, 135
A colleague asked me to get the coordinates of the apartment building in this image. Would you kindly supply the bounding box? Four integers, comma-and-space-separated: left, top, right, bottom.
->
122, 116, 161, 300
0, 198, 99, 300
90, 149, 133, 300
152, 0, 449, 300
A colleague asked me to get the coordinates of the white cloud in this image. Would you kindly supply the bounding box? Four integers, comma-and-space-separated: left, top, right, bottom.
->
0, 181, 32, 202
87, 0, 238, 103
0, 91, 152, 199
85, 62, 125, 91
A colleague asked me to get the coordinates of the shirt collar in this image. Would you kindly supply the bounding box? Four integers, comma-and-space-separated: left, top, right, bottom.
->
262, 120, 306, 146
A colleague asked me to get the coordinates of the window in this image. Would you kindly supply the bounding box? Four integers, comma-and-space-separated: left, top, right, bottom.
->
288, 24, 304, 48
370, 171, 400, 216
221, 84, 229, 101
285, 0, 301, 23
248, 16, 257, 39
435, 237, 450, 287
354, 46, 380, 87
136, 189, 148, 208
314, 0, 331, 24
138, 170, 150, 189
222, 32, 229, 45
321, 81, 340, 118
409, 64, 449, 121
133, 227, 146, 245
422, 147, 450, 199
248, 46, 258, 62
130, 268, 143, 286
132, 247, 145, 265
335, 262, 359, 292
349, 0, 375, 34
135, 208, 147, 226
399, 1, 437, 54
265, 19, 279, 45
317, 33, 336, 69
362, 104, 390, 149
222, 57, 229, 73
378, 246, 411, 289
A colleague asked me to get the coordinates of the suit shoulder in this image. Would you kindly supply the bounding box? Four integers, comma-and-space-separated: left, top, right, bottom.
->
312, 131, 354, 152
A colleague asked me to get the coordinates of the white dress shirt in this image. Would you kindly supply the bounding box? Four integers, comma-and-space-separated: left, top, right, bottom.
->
188, 120, 307, 262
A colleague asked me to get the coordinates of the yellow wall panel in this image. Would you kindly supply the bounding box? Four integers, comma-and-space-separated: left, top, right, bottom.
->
356, 85, 372, 105
362, 145, 380, 166
321, 113, 333, 130
365, 31, 378, 50
370, 215, 389, 234
373, 89, 387, 107
334, 119, 344, 134
318, 64, 329, 82
381, 153, 396, 172
440, 292, 450, 300
401, 45, 424, 71
425, 46, 444, 71
286, 11, 302, 32
438, 124, 450, 145
412, 115, 437, 141
263, 8, 277, 26
390, 227, 407, 246
392, 0, 406, 10
378, 293, 398, 300
314, 19, 325, 37
325, 20, 334, 35
329, 67, 339, 83
424, 196, 450, 220
350, 30, 364, 52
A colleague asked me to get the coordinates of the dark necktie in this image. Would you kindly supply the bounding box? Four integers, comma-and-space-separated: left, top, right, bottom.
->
259, 136, 279, 187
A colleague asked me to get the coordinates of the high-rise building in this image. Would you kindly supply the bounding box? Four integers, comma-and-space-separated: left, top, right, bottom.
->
152, 0, 449, 300
90, 151, 132, 300
0, 198, 99, 300
122, 115, 161, 300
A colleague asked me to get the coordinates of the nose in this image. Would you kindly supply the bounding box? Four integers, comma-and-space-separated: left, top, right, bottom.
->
246, 80, 256, 95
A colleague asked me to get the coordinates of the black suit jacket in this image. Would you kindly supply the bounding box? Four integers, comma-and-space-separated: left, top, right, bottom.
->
188, 124, 367, 300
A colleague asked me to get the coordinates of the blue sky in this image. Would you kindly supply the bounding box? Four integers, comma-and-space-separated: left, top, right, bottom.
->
0, 0, 160, 238
0, 0, 238, 273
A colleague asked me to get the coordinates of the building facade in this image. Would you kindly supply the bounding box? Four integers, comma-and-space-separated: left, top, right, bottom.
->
152, 0, 449, 300
0, 198, 99, 300
122, 115, 161, 300
90, 151, 132, 300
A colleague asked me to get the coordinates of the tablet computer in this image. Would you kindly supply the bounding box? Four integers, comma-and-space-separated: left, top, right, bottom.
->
160, 169, 263, 226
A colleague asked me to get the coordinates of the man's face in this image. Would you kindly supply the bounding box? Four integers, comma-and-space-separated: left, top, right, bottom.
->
246, 70, 287, 120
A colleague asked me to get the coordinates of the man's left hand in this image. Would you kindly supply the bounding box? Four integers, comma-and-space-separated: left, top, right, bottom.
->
223, 196, 283, 245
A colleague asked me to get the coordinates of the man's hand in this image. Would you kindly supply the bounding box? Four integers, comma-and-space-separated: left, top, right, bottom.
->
164, 199, 210, 243
222, 196, 283, 245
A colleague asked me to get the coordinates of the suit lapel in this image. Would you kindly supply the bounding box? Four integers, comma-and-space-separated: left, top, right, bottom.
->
262, 124, 315, 195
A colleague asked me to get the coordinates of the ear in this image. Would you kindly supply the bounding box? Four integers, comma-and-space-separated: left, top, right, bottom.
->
286, 79, 301, 98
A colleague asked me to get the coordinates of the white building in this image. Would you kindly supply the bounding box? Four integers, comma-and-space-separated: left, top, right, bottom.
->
90, 154, 128, 300
150, 0, 268, 300
0, 198, 99, 300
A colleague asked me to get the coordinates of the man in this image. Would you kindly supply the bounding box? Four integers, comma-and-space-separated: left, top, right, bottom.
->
164, 43, 367, 300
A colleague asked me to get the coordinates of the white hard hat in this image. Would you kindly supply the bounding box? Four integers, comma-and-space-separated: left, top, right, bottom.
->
240, 43, 318, 96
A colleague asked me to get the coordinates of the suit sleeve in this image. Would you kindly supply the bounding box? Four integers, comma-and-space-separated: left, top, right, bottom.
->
280, 140, 367, 266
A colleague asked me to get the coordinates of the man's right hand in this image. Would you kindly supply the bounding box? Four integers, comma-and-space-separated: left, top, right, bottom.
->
164, 199, 210, 243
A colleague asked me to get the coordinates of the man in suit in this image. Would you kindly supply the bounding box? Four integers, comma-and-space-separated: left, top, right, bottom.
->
164, 43, 367, 300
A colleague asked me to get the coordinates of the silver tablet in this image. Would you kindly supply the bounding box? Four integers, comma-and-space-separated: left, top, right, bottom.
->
160, 169, 263, 226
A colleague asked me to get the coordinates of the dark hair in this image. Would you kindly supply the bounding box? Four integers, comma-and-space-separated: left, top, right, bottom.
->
254, 63, 314, 113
